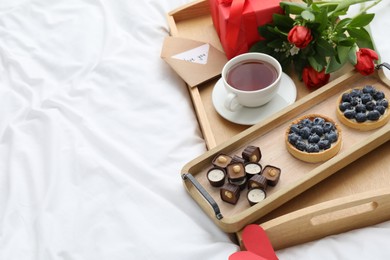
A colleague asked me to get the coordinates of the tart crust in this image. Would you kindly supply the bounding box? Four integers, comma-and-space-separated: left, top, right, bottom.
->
285, 114, 342, 163
336, 89, 390, 131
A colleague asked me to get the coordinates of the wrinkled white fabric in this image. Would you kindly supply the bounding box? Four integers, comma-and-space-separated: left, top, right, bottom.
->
0, 0, 389, 259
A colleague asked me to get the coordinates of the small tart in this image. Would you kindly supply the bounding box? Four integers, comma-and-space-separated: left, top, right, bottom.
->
285, 114, 342, 163
336, 86, 390, 131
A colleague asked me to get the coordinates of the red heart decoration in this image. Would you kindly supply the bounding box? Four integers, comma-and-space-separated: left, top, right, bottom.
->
229, 251, 267, 260
241, 224, 278, 260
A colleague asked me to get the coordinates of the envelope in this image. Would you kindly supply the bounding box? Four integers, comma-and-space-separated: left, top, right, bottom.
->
161, 36, 228, 88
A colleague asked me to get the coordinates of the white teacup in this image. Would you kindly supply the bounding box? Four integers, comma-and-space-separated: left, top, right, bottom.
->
222, 53, 282, 111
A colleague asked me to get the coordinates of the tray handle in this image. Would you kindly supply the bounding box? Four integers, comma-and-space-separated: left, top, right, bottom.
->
259, 188, 390, 250
376, 62, 390, 70
182, 173, 223, 220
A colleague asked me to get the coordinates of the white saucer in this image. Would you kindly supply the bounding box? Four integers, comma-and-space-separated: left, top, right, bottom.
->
212, 73, 297, 125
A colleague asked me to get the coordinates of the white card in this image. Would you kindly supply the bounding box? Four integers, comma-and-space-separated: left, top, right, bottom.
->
171, 43, 210, 64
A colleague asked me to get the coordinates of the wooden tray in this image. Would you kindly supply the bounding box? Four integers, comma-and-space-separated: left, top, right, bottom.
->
181, 69, 390, 233
169, 0, 390, 237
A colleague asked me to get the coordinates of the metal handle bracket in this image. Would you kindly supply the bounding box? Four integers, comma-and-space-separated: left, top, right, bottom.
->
182, 173, 223, 220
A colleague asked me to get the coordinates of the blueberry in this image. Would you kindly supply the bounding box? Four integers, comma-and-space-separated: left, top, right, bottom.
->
375, 105, 386, 115
363, 85, 376, 94
355, 104, 366, 113
313, 117, 325, 126
326, 131, 338, 143
341, 93, 352, 102
377, 99, 389, 108
307, 144, 320, 153
355, 112, 367, 122
323, 122, 335, 133
350, 97, 359, 106
350, 89, 362, 97
318, 139, 331, 150
288, 133, 301, 145
373, 91, 385, 100
308, 133, 320, 143
295, 140, 307, 151
300, 118, 312, 128
311, 125, 324, 136
299, 126, 311, 139
361, 93, 372, 104
344, 109, 356, 119
289, 124, 301, 134
367, 110, 381, 121
365, 101, 376, 111
339, 102, 351, 112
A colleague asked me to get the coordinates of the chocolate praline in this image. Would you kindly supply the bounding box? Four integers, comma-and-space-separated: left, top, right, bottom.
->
247, 188, 266, 206
207, 167, 226, 187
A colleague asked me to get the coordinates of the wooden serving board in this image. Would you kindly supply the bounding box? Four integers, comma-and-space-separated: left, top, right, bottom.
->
181, 69, 390, 233
237, 187, 390, 250
169, 0, 390, 244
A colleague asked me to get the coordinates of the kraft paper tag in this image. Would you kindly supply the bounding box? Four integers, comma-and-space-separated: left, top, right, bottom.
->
161, 36, 227, 88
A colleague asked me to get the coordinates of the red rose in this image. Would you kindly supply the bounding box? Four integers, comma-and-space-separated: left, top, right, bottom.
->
288, 25, 313, 49
302, 66, 330, 89
355, 48, 378, 76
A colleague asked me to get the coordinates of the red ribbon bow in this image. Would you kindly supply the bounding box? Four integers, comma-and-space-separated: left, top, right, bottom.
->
225, 0, 246, 58
221, 0, 233, 6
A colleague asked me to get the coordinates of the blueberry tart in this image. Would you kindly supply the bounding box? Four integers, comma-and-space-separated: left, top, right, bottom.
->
285, 114, 342, 163
336, 85, 389, 131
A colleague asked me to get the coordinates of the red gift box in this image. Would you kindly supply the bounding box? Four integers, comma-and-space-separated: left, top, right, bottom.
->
209, 0, 283, 59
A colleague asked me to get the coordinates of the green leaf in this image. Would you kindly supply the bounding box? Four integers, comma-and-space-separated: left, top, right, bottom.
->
280, 2, 307, 15
267, 38, 285, 49
308, 56, 324, 72
326, 45, 351, 74
326, 56, 344, 74
249, 41, 272, 53
336, 18, 352, 31
337, 46, 350, 64
347, 27, 371, 41
326, 45, 353, 74
301, 10, 315, 22
348, 46, 358, 65
331, 0, 377, 15
315, 38, 336, 56
272, 14, 294, 28
315, 7, 328, 32
347, 27, 374, 49
338, 38, 356, 46
348, 13, 375, 28
258, 25, 279, 39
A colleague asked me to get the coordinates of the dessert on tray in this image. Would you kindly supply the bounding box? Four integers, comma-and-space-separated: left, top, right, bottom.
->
286, 114, 342, 163
336, 85, 389, 131
206, 145, 281, 206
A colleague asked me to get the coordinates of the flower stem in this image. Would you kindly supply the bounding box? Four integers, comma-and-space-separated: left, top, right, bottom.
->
355, 0, 381, 16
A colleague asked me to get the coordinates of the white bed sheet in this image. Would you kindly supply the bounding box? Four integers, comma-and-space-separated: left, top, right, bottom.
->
0, 0, 389, 259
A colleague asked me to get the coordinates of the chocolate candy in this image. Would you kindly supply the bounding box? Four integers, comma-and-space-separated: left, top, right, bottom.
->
244, 162, 262, 179
247, 188, 266, 206
262, 165, 281, 186
220, 183, 240, 205
226, 162, 246, 182
248, 174, 267, 190
231, 155, 246, 164
207, 167, 226, 187
212, 153, 232, 168
229, 177, 247, 191
242, 145, 262, 163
